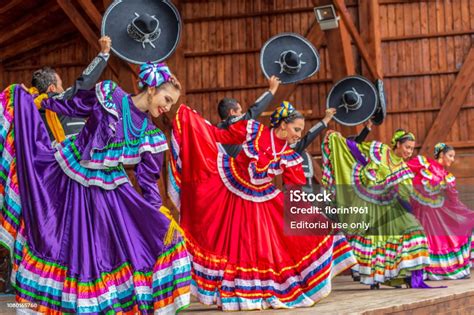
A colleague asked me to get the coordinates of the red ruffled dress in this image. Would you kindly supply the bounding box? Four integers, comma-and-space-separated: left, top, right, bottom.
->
408, 155, 474, 280
168, 105, 356, 311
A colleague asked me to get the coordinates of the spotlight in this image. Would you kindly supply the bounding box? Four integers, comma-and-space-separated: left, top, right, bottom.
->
314, 5, 340, 30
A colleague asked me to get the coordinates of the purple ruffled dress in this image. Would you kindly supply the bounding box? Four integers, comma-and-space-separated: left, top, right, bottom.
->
0, 82, 191, 314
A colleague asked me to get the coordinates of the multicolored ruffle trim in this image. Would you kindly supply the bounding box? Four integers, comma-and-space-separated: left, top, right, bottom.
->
349, 229, 430, 285
12, 235, 191, 314
186, 234, 356, 311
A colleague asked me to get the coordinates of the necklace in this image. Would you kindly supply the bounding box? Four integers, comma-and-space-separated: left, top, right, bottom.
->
270, 128, 287, 158
122, 95, 148, 146
386, 150, 404, 174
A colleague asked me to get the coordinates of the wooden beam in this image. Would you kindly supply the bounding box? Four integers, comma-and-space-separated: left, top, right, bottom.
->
75, 0, 138, 85
76, 0, 103, 29
182, 2, 365, 23
358, 0, 383, 78
324, 24, 355, 80
183, 29, 474, 57
102, 0, 112, 8
4, 62, 88, 72
0, 23, 75, 62
316, 0, 357, 136
186, 77, 332, 94
358, 0, 383, 140
3, 37, 80, 69
57, 0, 132, 80
0, 0, 22, 15
0, 4, 59, 46
333, 0, 382, 80
56, 0, 101, 51
384, 69, 459, 78
420, 47, 474, 155
384, 29, 474, 42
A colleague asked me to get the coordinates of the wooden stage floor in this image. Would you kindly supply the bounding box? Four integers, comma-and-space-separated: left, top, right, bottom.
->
184, 273, 474, 315
0, 272, 472, 314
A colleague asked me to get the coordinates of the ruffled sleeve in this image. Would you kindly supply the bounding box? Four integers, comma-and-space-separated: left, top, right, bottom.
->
79, 80, 169, 169
444, 172, 460, 202
95, 80, 120, 120
407, 155, 429, 175
41, 89, 99, 117
212, 119, 249, 145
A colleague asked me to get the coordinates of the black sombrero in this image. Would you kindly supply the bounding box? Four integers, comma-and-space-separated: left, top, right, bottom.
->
326, 75, 378, 126
371, 79, 387, 125
260, 33, 320, 84
101, 0, 181, 64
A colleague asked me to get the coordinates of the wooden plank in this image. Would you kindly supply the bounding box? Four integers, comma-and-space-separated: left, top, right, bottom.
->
75, 0, 136, 78
0, 23, 75, 62
0, 3, 59, 46
56, 0, 99, 49
102, 0, 112, 9
358, 0, 383, 78
358, 0, 383, 139
322, 3, 355, 81
0, 0, 22, 15
4, 62, 87, 72
3, 36, 79, 69
402, 4, 412, 131
57, 0, 137, 86
420, 47, 474, 154
76, 0, 103, 28
333, 0, 381, 80
382, 28, 474, 42
181, 1, 414, 23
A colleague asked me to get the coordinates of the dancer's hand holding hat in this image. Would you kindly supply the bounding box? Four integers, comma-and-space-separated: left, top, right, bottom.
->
322, 108, 337, 125
99, 36, 112, 55
268, 76, 281, 95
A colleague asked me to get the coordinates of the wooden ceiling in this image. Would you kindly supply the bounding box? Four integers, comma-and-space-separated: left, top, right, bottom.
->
0, 0, 110, 65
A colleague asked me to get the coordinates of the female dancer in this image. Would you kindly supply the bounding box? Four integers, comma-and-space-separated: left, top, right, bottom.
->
0, 63, 191, 313
168, 101, 356, 311
408, 143, 474, 280
321, 129, 430, 288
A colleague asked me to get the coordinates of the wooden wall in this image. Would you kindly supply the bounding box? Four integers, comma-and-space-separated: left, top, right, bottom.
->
1, 37, 121, 93
177, 0, 474, 202
1, 0, 474, 202
179, 0, 474, 148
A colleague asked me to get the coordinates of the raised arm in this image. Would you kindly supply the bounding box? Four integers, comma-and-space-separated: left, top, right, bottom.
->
50, 36, 111, 102
242, 75, 280, 120
293, 108, 336, 154
352, 121, 373, 144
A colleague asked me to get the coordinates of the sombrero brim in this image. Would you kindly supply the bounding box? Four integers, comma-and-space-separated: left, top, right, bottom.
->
371, 79, 387, 125
260, 33, 320, 84
326, 75, 378, 126
101, 0, 181, 64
